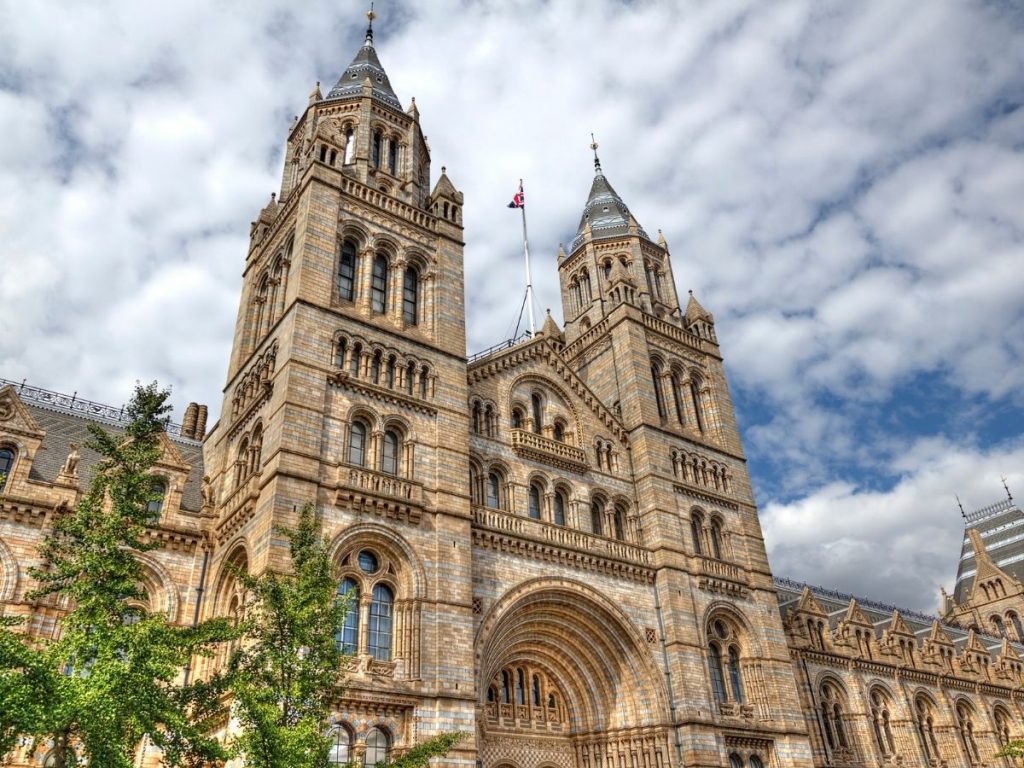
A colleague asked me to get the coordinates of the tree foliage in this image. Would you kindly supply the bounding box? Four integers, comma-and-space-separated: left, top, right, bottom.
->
228, 504, 466, 768
0, 382, 235, 768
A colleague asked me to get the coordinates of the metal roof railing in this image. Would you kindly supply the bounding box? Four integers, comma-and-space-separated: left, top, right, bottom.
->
467, 332, 533, 364
0, 377, 185, 439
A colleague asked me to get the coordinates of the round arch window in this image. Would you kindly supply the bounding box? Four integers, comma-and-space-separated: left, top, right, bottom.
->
358, 550, 379, 574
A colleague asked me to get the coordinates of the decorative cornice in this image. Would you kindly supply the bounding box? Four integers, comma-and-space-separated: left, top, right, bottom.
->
327, 372, 437, 416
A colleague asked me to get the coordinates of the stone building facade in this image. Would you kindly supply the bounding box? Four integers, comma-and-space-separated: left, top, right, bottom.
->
2, 18, 1024, 768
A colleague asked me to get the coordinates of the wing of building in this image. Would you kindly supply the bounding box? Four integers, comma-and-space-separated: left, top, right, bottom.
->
2, 16, 1023, 768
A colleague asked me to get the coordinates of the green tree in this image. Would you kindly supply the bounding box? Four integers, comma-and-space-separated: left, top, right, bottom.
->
228, 504, 464, 768
0, 382, 235, 768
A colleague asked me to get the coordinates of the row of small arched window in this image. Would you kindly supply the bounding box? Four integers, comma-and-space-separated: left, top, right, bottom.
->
651, 360, 710, 434
334, 335, 433, 400
250, 239, 292, 349
234, 423, 263, 488
346, 419, 407, 477
317, 123, 400, 177
470, 465, 629, 540
337, 240, 422, 327
327, 724, 391, 767
564, 257, 667, 319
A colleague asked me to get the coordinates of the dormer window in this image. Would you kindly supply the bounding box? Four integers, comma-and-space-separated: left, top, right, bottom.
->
0, 447, 15, 490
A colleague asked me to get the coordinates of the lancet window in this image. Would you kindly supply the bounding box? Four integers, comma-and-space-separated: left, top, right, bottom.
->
707, 617, 745, 708
870, 689, 896, 759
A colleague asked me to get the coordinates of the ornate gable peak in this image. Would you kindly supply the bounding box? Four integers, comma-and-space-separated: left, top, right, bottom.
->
795, 586, 827, 617
154, 431, 189, 472
963, 628, 989, 655
926, 620, 954, 647
0, 385, 44, 439
998, 636, 1022, 663
967, 527, 1022, 596
843, 598, 872, 626
467, 335, 627, 443
888, 609, 914, 636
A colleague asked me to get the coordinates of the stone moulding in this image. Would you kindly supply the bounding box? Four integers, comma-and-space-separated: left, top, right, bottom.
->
509, 428, 589, 473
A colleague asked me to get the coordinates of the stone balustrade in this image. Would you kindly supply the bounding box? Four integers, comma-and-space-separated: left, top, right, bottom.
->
510, 428, 589, 472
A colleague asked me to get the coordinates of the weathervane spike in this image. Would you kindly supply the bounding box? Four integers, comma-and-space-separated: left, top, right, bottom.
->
590, 133, 601, 173
365, 2, 376, 46
1003, 476, 1014, 503
956, 494, 966, 520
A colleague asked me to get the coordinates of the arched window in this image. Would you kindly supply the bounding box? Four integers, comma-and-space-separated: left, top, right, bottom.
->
388, 139, 398, 175
590, 499, 604, 536
335, 338, 347, 368
870, 689, 896, 757
381, 429, 400, 476
992, 614, 1007, 637
613, 504, 626, 540
553, 491, 567, 526
994, 706, 1013, 749
1009, 612, 1024, 642
348, 421, 368, 466
708, 619, 744, 706
484, 405, 495, 437
371, 255, 388, 314
528, 483, 542, 520
472, 402, 482, 434
651, 362, 666, 418
501, 670, 511, 703
367, 583, 393, 661
0, 447, 13, 490
820, 683, 849, 752
691, 512, 704, 555
486, 472, 502, 509
370, 351, 382, 384
364, 727, 390, 768
709, 519, 723, 559
553, 420, 565, 442
957, 702, 981, 764
671, 373, 685, 424
728, 756, 743, 768
511, 408, 524, 429
748, 758, 763, 768
515, 668, 525, 705
235, 437, 249, 487
916, 696, 940, 762
350, 343, 362, 377
532, 674, 541, 706
328, 725, 353, 766
383, 356, 395, 389
249, 424, 263, 476
402, 266, 419, 325
690, 379, 705, 432
335, 578, 359, 653
531, 393, 543, 434
371, 131, 383, 168
147, 480, 166, 523
338, 241, 357, 302
343, 127, 355, 164
420, 366, 429, 398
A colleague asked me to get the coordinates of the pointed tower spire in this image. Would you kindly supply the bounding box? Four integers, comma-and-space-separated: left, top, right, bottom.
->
325, 4, 402, 110
571, 139, 651, 253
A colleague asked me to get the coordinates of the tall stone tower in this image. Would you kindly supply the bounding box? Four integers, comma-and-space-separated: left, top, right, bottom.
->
202, 13, 476, 764
550, 146, 814, 766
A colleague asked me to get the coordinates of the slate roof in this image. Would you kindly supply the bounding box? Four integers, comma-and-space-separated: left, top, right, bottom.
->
325, 35, 402, 111
954, 498, 1024, 604
571, 166, 651, 253
775, 576, 1021, 656
16, 399, 205, 513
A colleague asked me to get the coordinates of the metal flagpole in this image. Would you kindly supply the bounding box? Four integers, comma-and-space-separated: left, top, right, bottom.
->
519, 179, 536, 335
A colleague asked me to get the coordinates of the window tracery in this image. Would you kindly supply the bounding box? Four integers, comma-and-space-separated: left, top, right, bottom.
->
707, 617, 745, 710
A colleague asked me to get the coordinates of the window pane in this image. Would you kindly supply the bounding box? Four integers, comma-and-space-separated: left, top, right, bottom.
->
554, 493, 566, 526
368, 584, 393, 661
487, 473, 500, 508
382, 431, 399, 475
348, 422, 366, 466
403, 267, 418, 325
364, 728, 389, 768
371, 255, 388, 314
388, 140, 398, 174
728, 645, 744, 702
528, 485, 541, 519
0, 448, 14, 489
590, 501, 603, 535
709, 643, 727, 703
336, 578, 359, 653
338, 241, 356, 301
372, 133, 382, 168
327, 726, 352, 765
147, 481, 166, 522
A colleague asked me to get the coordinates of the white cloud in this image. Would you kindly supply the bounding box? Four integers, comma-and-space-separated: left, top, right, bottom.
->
0, 0, 1022, 609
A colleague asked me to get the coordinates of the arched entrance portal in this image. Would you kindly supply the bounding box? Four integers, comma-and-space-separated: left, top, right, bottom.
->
476, 579, 672, 768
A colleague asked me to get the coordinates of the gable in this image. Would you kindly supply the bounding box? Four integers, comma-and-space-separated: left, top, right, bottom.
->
468, 337, 628, 445
0, 385, 45, 440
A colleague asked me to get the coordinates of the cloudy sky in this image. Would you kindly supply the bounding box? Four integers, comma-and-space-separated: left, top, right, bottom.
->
1, 0, 1023, 612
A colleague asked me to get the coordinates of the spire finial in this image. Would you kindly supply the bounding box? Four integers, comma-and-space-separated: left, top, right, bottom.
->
956, 494, 966, 519
590, 133, 602, 174
1003, 476, 1014, 503
364, 3, 376, 46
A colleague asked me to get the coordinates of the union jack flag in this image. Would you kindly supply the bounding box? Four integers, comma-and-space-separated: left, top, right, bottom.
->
507, 181, 524, 209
